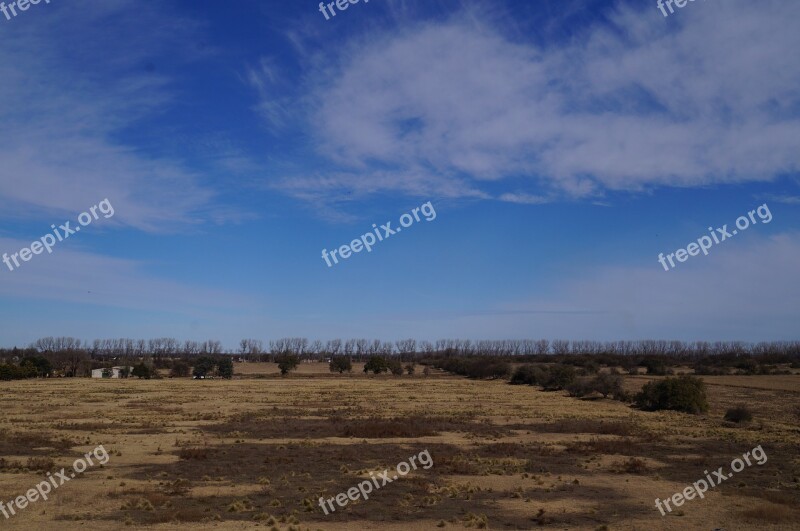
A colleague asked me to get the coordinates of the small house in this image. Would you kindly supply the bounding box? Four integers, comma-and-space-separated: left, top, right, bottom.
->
91, 366, 133, 379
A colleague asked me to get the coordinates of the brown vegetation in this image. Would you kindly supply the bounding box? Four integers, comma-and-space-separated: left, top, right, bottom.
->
0, 363, 797, 529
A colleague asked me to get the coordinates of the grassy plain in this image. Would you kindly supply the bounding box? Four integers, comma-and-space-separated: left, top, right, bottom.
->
0, 363, 798, 530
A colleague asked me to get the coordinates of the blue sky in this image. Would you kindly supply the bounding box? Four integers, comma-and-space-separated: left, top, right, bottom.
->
1, 0, 799, 348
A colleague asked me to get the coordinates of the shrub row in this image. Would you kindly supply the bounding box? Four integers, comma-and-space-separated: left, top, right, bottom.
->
0, 364, 39, 380
510, 365, 629, 400
432, 357, 510, 379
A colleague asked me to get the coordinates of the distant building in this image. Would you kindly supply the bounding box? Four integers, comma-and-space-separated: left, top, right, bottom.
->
91, 366, 133, 379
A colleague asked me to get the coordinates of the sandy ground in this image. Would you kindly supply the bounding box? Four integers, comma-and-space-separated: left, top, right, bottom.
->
0, 366, 798, 530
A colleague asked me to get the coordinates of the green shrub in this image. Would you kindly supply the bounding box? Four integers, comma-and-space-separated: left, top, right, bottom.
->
329, 357, 352, 374
434, 357, 509, 379
509, 365, 537, 385
0, 364, 37, 380
217, 357, 234, 379
275, 354, 299, 375
583, 362, 600, 374
387, 359, 403, 376
131, 363, 151, 379
192, 356, 216, 378
641, 358, 669, 376
170, 361, 191, 378
735, 358, 758, 375
20, 357, 52, 377
364, 356, 388, 374
724, 405, 753, 423
543, 365, 576, 391
634, 375, 708, 414
566, 377, 594, 397
591, 373, 624, 399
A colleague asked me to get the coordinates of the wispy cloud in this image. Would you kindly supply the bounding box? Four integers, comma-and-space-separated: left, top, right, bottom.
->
0, 0, 229, 232
270, 169, 489, 221
491, 233, 800, 341
759, 194, 800, 205
498, 193, 550, 205
251, 0, 800, 212
0, 237, 257, 315
245, 57, 294, 130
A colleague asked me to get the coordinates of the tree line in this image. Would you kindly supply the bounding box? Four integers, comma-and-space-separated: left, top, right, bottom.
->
1, 336, 798, 379
9, 337, 800, 358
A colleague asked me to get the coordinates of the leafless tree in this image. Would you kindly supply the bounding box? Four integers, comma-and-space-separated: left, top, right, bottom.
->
326, 339, 342, 356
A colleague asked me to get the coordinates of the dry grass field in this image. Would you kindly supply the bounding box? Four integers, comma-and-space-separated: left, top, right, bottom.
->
1, 364, 798, 530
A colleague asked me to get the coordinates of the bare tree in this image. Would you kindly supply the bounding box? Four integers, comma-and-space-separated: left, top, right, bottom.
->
551, 340, 570, 355
309, 340, 323, 359
343, 339, 356, 357
326, 339, 342, 356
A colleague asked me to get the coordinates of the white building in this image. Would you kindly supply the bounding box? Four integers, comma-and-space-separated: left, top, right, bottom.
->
91, 366, 133, 379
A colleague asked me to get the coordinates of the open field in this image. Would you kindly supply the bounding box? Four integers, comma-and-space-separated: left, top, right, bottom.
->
227, 362, 372, 377
1, 368, 799, 530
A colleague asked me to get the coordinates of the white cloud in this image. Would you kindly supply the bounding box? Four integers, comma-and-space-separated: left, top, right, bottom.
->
498, 193, 550, 205
260, 0, 800, 206
0, 0, 227, 232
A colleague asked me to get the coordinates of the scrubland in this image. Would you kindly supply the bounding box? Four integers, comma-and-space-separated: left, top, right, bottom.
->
0, 363, 798, 530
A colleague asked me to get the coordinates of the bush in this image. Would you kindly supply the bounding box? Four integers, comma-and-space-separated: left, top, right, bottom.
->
735, 358, 759, 375
472, 359, 510, 379
20, 356, 52, 377
217, 357, 234, 379
591, 373, 624, 399
619, 457, 648, 474
0, 364, 37, 380
724, 405, 753, 423
275, 354, 299, 375
510, 365, 540, 385
566, 377, 594, 397
192, 356, 216, 378
434, 357, 509, 379
641, 358, 669, 376
404, 363, 415, 375
364, 356, 388, 374
583, 362, 600, 374
387, 359, 403, 376
635, 375, 708, 414
542, 365, 576, 391
170, 361, 191, 378
131, 363, 151, 379
329, 357, 352, 374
